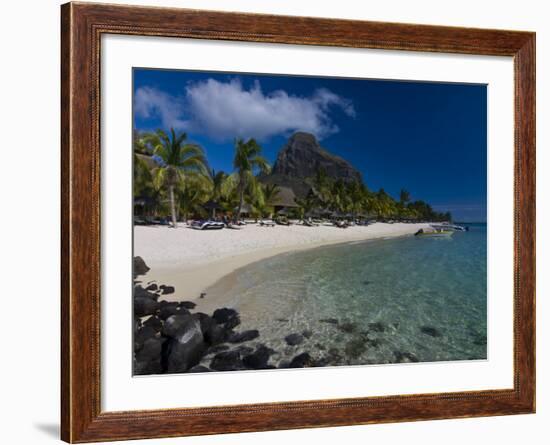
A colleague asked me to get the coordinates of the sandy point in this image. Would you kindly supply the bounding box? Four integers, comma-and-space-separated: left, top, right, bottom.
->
134, 222, 430, 305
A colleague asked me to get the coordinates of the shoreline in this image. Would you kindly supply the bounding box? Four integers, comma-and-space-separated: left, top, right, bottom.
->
135, 222, 430, 304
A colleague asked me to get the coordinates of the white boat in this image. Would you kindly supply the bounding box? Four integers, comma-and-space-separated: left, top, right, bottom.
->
415, 227, 453, 237
431, 223, 468, 232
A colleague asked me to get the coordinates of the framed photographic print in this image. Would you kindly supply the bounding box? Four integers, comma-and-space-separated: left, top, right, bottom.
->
61, 2, 535, 442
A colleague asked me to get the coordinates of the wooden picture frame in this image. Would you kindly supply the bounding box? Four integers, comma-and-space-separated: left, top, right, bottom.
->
61, 2, 535, 442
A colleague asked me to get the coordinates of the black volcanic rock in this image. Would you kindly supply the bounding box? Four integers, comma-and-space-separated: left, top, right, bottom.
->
228, 329, 260, 344
262, 132, 362, 198
133, 256, 150, 276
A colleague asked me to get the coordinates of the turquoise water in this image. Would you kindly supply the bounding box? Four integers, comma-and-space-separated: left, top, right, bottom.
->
209, 224, 487, 367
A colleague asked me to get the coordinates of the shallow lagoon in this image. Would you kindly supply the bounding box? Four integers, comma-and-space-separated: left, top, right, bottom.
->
201, 224, 487, 368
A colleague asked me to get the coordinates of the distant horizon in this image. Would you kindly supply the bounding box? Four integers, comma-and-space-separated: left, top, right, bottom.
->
134, 68, 487, 222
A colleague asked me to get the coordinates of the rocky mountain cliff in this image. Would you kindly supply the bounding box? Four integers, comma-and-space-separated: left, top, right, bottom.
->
261, 132, 362, 198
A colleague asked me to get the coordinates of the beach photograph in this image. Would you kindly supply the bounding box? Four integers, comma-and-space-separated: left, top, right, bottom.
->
132, 69, 487, 375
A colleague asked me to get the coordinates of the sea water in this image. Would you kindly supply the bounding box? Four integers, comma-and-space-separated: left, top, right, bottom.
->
205, 224, 487, 367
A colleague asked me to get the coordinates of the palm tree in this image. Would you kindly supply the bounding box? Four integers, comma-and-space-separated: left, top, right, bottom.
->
140, 128, 208, 227
295, 193, 317, 221
312, 167, 332, 206
230, 138, 271, 220
399, 188, 411, 205
210, 169, 227, 202
347, 181, 366, 218
260, 183, 281, 218
178, 174, 211, 221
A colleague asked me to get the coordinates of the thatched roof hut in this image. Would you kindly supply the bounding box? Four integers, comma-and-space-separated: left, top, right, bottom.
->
271, 186, 298, 209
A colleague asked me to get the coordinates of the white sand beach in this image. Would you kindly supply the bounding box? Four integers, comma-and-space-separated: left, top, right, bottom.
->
134, 222, 430, 303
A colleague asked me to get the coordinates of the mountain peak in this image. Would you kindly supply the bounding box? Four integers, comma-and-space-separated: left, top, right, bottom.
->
262, 133, 362, 198
287, 131, 320, 147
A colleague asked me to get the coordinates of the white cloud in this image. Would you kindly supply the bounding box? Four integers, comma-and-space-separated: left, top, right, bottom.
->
134, 86, 187, 130
134, 78, 355, 141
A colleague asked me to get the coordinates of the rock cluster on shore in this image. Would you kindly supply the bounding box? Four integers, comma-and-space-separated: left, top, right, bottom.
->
133, 257, 312, 374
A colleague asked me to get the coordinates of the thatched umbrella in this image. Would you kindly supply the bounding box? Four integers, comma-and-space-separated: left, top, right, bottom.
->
234, 203, 253, 216
203, 200, 222, 219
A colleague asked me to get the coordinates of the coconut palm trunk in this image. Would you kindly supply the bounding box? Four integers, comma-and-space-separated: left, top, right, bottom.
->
168, 184, 177, 227
230, 138, 271, 222
236, 182, 245, 222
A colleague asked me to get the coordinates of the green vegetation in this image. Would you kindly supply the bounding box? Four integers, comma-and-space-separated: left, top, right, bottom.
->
134, 128, 452, 226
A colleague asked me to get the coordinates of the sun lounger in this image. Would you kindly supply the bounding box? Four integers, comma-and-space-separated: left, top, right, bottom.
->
190, 220, 225, 230
259, 220, 276, 227
303, 219, 319, 227
226, 222, 242, 229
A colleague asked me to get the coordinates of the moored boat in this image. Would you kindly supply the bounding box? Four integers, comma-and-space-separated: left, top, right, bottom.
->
415, 228, 453, 237
431, 223, 468, 232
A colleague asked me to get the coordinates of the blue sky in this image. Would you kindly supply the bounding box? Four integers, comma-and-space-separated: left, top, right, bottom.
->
133, 68, 487, 222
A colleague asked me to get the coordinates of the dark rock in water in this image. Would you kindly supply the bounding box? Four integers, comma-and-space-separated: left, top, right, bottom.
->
224, 317, 241, 330
313, 357, 330, 367
188, 365, 211, 373
338, 321, 358, 334
285, 333, 304, 346
233, 345, 254, 355
212, 308, 238, 324
210, 351, 245, 371
366, 338, 382, 348
180, 301, 196, 310
164, 315, 205, 373
368, 322, 386, 333
289, 352, 315, 368
207, 344, 230, 355
420, 326, 442, 337
389, 322, 400, 331
133, 358, 163, 375
158, 302, 188, 320
212, 308, 241, 329
473, 338, 487, 346
243, 345, 274, 369
228, 329, 260, 343
204, 323, 227, 346
159, 285, 175, 295
319, 348, 343, 366
345, 338, 367, 359
135, 337, 164, 362
363, 280, 372, 286
134, 296, 159, 317
319, 318, 339, 325
162, 314, 195, 338
145, 283, 158, 292
133, 256, 150, 276
393, 351, 419, 363
275, 318, 289, 322
193, 312, 214, 334
143, 315, 163, 332
134, 285, 159, 300
471, 332, 487, 346
302, 330, 313, 339
134, 326, 157, 351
